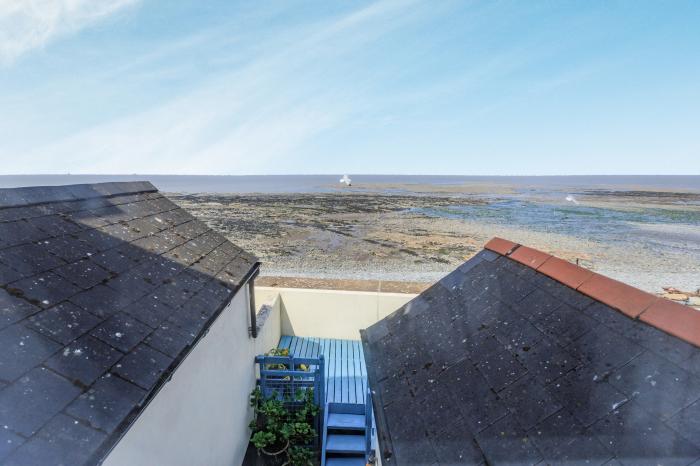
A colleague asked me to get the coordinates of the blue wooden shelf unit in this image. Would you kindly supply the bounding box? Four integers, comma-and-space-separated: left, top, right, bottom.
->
277, 336, 373, 465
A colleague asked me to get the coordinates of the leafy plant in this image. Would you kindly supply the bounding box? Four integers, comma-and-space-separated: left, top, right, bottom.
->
288, 445, 315, 465
249, 386, 319, 465
265, 348, 309, 372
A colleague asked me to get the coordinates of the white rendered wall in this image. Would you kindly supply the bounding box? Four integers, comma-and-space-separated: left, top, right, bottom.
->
103, 284, 281, 466
255, 287, 416, 340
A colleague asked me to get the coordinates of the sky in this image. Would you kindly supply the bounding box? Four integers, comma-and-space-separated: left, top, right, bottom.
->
0, 0, 698, 175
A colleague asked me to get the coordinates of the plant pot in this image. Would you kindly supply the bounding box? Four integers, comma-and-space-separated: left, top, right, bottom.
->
261, 439, 289, 457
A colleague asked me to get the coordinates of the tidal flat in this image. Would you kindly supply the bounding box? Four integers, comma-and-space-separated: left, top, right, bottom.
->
169, 184, 700, 295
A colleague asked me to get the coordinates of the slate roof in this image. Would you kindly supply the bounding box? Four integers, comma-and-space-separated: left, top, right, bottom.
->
361, 241, 700, 465
0, 182, 258, 465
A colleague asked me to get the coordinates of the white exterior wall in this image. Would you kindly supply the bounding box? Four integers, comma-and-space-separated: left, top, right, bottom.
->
103, 284, 281, 466
102, 285, 411, 466
255, 287, 416, 340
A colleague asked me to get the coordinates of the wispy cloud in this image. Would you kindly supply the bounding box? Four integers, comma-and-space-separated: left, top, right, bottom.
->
0, 0, 138, 64
5, 0, 426, 174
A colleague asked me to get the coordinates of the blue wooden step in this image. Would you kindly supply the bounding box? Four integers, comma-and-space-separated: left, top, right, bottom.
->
326, 457, 366, 466
327, 413, 365, 430
326, 434, 365, 454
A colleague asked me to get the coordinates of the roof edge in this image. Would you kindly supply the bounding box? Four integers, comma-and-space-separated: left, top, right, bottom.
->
360, 329, 396, 465
0, 181, 158, 209
485, 237, 700, 348
90, 261, 262, 465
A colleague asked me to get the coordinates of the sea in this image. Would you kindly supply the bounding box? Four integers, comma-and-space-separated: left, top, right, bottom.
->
0, 174, 699, 194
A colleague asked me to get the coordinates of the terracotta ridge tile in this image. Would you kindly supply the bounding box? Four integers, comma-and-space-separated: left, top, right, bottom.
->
483, 238, 700, 348
484, 237, 520, 256
537, 256, 594, 289
577, 273, 656, 318
639, 298, 700, 347
508, 245, 551, 269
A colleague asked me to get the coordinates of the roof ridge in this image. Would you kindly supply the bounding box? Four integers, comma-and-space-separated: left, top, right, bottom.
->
484, 237, 700, 348
0, 181, 158, 209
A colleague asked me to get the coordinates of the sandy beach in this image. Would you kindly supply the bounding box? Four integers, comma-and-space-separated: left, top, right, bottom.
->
169, 182, 700, 295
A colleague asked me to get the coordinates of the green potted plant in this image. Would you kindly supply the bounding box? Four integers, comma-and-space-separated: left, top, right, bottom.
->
249, 386, 319, 465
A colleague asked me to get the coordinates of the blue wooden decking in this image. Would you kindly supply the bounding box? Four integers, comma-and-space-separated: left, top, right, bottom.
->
278, 336, 368, 405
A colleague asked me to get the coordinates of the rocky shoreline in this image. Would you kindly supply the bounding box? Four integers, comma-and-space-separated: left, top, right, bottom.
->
662, 287, 700, 311
168, 188, 700, 298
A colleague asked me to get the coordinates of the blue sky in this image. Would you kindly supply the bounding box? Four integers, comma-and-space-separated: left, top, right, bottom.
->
0, 0, 698, 175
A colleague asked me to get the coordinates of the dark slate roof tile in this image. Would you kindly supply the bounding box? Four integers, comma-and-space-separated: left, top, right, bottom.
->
43, 236, 94, 263
45, 335, 123, 387
473, 340, 528, 392
144, 323, 197, 358
125, 217, 161, 237
66, 210, 110, 229
500, 375, 564, 430
0, 220, 48, 249
493, 311, 547, 353
548, 366, 630, 428
0, 206, 43, 222
534, 302, 597, 345
591, 401, 700, 465
197, 279, 234, 304
121, 294, 174, 329
475, 413, 543, 465
89, 206, 130, 225
514, 338, 580, 385
0, 426, 24, 462
0, 367, 80, 436
685, 352, 700, 378
10, 272, 81, 308
442, 360, 509, 434
634, 323, 700, 369
483, 269, 537, 306
90, 248, 136, 274
66, 374, 146, 434
27, 302, 101, 345
217, 256, 256, 289
98, 222, 144, 243
112, 344, 173, 390
69, 284, 132, 319
103, 270, 156, 297
529, 409, 612, 465
0, 325, 61, 381
167, 304, 211, 335
427, 414, 486, 464
608, 351, 700, 420
517, 287, 562, 322
568, 324, 644, 374
52, 260, 113, 290
0, 262, 23, 286
0, 243, 66, 276
381, 395, 438, 465
603, 458, 624, 466
73, 228, 123, 253
531, 272, 595, 310
666, 398, 700, 449
3, 414, 106, 466
162, 244, 201, 266
0, 288, 41, 330
130, 234, 172, 255
90, 313, 152, 353
27, 214, 85, 236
